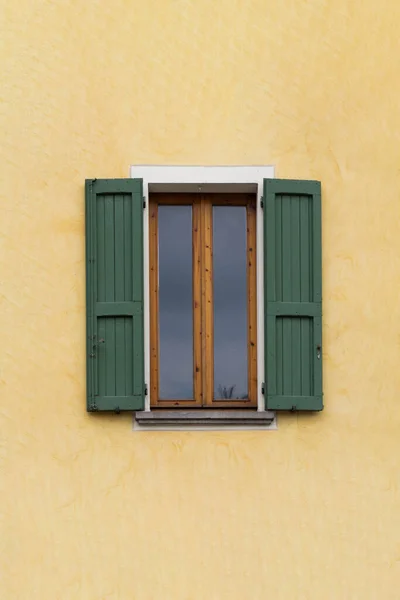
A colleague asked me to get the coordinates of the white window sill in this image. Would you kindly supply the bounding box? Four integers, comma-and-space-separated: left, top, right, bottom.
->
133, 409, 276, 431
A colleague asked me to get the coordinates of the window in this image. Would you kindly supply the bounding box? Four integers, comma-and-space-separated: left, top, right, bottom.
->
85, 171, 323, 416
149, 193, 257, 408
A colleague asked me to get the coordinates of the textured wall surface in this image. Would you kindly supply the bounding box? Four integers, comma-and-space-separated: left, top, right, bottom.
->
2, 1, 400, 598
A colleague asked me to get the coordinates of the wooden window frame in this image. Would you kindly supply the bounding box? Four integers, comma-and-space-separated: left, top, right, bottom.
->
149, 192, 257, 408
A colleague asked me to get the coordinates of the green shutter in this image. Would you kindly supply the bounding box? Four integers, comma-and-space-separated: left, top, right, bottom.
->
264, 179, 323, 411
86, 178, 144, 412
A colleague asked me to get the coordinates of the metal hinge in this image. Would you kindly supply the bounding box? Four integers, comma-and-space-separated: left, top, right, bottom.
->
260, 197, 264, 209
143, 197, 146, 209
89, 399, 98, 412
261, 382, 265, 395
144, 384, 148, 396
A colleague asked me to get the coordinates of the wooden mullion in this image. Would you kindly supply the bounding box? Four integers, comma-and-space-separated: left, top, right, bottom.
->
200, 196, 206, 405
202, 197, 214, 406
149, 199, 160, 406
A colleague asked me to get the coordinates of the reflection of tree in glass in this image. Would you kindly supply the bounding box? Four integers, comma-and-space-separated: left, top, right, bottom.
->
217, 384, 248, 400
217, 384, 236, 399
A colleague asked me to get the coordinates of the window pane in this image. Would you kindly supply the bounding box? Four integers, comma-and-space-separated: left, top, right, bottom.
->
213, 206, 248, 400
158, 205, 193, 399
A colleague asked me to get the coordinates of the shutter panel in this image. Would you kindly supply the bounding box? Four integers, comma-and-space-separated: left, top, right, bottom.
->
264, 179, 323, 411
86, 178, 144, 412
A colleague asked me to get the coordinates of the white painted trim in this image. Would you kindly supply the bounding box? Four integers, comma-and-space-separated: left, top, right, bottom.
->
130, 165, 275, 417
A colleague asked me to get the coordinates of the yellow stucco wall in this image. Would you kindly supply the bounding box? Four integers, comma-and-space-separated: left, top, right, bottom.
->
2, 1, 400, 598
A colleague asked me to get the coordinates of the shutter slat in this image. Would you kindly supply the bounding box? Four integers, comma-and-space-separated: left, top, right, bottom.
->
264, 179, 323, 411
86, 178, 144, 412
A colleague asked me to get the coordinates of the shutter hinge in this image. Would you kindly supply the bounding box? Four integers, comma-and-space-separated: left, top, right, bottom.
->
143, 197, 146, 209
144, 384, 148, 396
260, 197, 264, 209
89, 399, 98, 412
261, 382, 265, 395
93, 338, 105, 350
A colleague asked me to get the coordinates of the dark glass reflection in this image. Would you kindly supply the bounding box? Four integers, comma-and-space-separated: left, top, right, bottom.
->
213, 206, 248, 400
159, 206, 193, 399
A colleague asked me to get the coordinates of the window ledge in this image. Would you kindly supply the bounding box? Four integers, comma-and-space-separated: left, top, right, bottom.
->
134, 409, 276, 430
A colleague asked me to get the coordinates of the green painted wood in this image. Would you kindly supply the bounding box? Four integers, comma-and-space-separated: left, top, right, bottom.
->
133, 315, 144, 397
125, 316, 133, 397
94, 395, 145, 412
291, 317, 301, 395
264, 179, 323, 411
281, 195, 291, 302
85, 181, 96, 410
300, 196, 311, 301
267, 302, 321, 316
276, 316, 282, 395
105, 317, 116, 396
291, 196, 301, 300
265, 186, 276, 303
97, 317, 106, 399
85, 178, 144, 412
96, 195, 106, 301
265, 179, 321, 196
95, 301, 141, 316
123, 195, 133, 399
124, 194, 133, 300
115, 196, 127, 393
313, 191, 322, 303
275, 197, 282, 301
266, 315, 277, 396
115, 317, 126, 397
313, 316, 323, 397
105, 195, 115, 302
131, 181, 144, 397
115, 196, 125, 301
300, 318, 312, 396
266, 395, 323, 411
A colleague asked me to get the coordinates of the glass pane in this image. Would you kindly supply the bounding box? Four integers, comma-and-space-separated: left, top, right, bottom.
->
213, 206, 248, 400
158, 205, 193, 399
